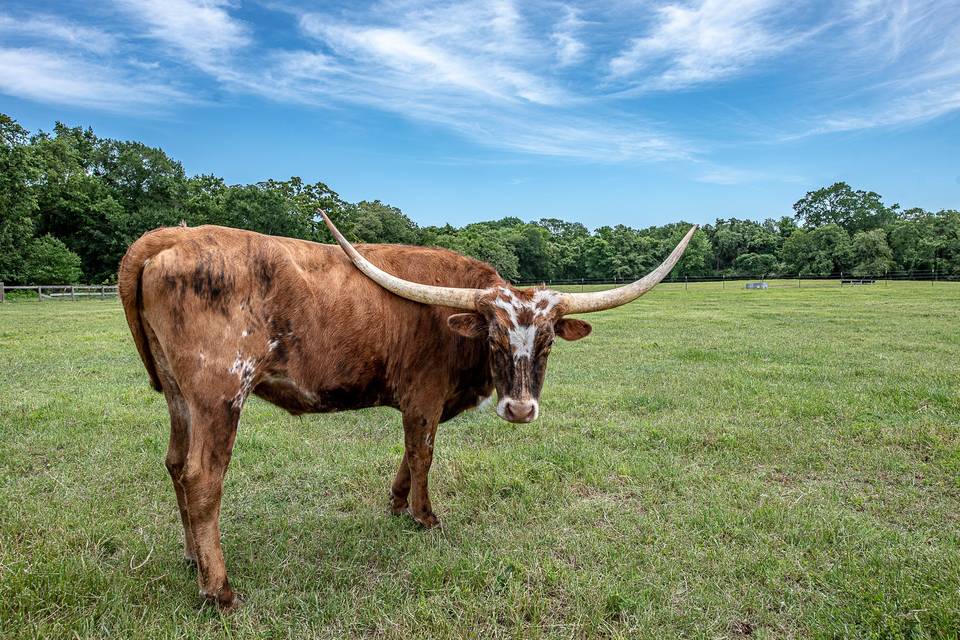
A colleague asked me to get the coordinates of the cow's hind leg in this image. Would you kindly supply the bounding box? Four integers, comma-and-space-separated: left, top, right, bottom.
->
180, 399, 242, 609
146, 322, 198, 565
401, 411, 441, 528
389, 451, 411, 515
163, 388, 196, 564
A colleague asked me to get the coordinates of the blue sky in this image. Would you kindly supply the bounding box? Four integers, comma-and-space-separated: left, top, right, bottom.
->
1, 0, 958, 228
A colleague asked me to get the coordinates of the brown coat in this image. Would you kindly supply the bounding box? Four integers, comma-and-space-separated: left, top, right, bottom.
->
119, 225, 507, 607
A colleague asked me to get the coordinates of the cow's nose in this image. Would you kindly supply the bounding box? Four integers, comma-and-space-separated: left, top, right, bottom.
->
504, 400, 537, 423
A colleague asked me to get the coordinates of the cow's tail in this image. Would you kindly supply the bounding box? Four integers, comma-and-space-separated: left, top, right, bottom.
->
118, 228, 181, 393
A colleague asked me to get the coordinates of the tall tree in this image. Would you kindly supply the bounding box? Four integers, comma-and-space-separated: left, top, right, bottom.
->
30, 125, 127, 282
793, 182, 896, 234
851, 228, 894, 275
349, 200, 421, 245
0, 114, 40, 283
780, 224, 853, 275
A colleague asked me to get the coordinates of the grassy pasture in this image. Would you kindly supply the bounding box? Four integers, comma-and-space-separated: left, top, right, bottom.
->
1, 282, 959, 639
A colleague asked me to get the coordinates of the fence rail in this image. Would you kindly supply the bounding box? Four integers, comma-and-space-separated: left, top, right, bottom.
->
0, 283, 118, 302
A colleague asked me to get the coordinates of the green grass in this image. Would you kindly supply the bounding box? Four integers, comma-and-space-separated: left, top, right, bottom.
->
2, 282, 959, 639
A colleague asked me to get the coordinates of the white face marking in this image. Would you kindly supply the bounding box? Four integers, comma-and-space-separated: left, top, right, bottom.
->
531, 289, 561, 318
492, 288, 561, 361
510, 324, 536, 359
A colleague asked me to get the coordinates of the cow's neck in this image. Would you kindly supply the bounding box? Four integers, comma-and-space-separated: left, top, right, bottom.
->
438, 338, 495, 423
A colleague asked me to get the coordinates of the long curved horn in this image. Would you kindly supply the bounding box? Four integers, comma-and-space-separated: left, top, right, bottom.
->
561, 224, 699, 314
320, 210, 481, 310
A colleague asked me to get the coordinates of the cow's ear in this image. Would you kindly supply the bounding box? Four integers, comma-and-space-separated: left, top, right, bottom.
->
447, 313, 487, 338
555, 318, 592, 341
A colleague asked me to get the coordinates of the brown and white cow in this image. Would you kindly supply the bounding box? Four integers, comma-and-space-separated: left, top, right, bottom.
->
118, 213, 696, 608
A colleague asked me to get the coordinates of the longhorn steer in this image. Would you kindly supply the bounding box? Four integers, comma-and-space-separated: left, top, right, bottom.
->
118, 214, 696, 608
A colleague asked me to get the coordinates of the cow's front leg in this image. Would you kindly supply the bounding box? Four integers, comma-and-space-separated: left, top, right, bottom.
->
401, 411, 441, 528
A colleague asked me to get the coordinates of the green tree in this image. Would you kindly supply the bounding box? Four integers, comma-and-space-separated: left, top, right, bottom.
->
581, 235, 613, 279
20, 235, 83, 284
182, 174, 229, 226
220, 185, 302, 238
851, 228, 894, 276
705, 218, 780, 273
0, 114, 38, 283
927, 210, 960, 275
431, 229, 520, 281
535, 218, 588, 241
349, 200, 420, 244
793, 182, 896, 234
506, 224, 552, 282
733, 253, 779, 276
670, 228, 713, 277
261, 177, 346, 241
30, 123, 188, 282
535, 218, 589, 280
780, 224, 853, 275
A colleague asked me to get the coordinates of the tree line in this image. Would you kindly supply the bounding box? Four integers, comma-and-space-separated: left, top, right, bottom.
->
2, 113, 958, 285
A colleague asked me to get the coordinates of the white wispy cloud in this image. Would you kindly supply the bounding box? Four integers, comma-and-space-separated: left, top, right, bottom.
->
608, 0, 803, 90
270, 1, 693, 161
794, 0, 960, 136
696, 165, 804, 185
296, 4, 567, 106
551, 6, 586, 67
114, 0, 249, 71
0, 48, 191, 112
2, 0, 958, 168
0, 14, 119, 55
0, 8, 198, 113
227, 46, 694, 162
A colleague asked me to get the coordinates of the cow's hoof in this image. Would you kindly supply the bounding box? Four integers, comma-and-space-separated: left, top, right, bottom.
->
201, 587, 243, 612
388, 496, 409, 516
412, 510, 441, 529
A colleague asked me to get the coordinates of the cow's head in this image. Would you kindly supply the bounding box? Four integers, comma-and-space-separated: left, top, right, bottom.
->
446, 287, 591, 422
320, 212, 697, 424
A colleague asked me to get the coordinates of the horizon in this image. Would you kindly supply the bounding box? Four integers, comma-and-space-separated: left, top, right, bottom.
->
1, 1, 958, 228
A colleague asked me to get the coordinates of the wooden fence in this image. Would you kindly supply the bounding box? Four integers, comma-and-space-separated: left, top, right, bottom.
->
0, 283, 118, 302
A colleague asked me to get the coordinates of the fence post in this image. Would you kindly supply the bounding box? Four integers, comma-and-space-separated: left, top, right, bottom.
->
101, 286, 105, 300
71, 286, 76, 301
684, 276, 688, 291
38, 285, 42, 302
797, 274, 801, 288
0, 282, 4, 303
721, 274, 725, 289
